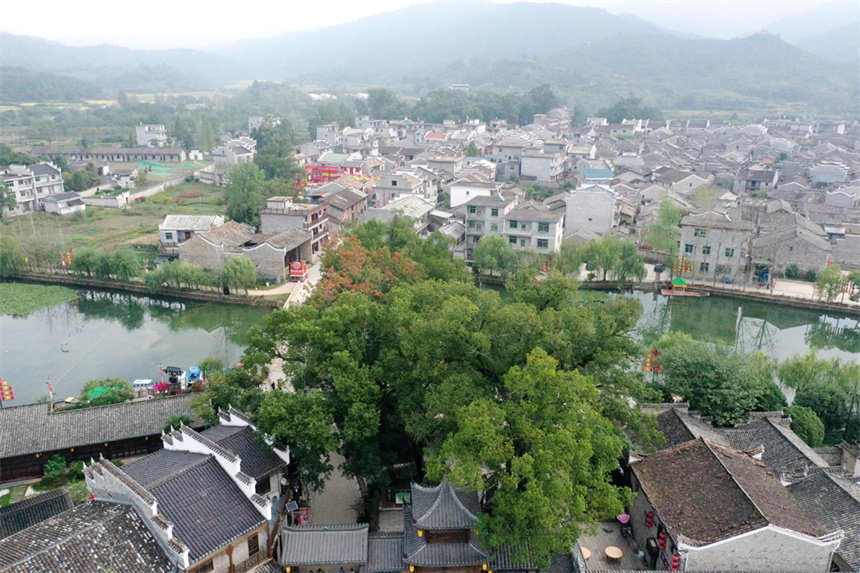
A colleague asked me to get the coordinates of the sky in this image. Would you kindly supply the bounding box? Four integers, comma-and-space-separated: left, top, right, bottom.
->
0, 0, 856, 49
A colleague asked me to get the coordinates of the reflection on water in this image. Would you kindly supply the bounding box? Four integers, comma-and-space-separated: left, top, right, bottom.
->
630, 291, 860, 364
0, 289, 271, 405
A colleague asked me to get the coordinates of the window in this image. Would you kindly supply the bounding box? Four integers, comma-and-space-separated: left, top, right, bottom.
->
702, 246, 711, 255
684, 244, 694, 254
391, 180, 397, 186
509, 236, 517, 244
694, 228, 707, 238
490, 223, 498, 232
509, 220, 518, 229
255, 477, 271, 494
538, 222, 550, 233
725, 248, 735, 258
520, 239, 527, 247
248, 534, 260, 557
468, 205, 476, 214
537, 239, 549, 248
468, 221, 476, 229
491, 208, 499, 217
164, 232, 173, 241
699, 262, 710, 273
193, 560, 214, 573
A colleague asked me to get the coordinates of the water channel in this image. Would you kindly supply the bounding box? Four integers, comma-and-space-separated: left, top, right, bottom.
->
1, 287, 858, 407
0, 289, 271, 406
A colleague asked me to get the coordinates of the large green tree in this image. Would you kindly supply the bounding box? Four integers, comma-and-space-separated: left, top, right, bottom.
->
242, 222, 660, 558
220, 257, 257, 294
471, 234, 517, 282
427, 349, 631, 564
80, 377, 134, 407
817, 264, 845, 303
645, 196, 683, 268
225, 162, 265, 226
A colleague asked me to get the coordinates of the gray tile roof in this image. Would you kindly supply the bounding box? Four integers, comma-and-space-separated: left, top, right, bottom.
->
788, 469, 860, 570
633, 438, 826, 546
724, 417, 829, 480
280, 524, 369, 565
266, 227, 313, 251
403, 504, 487, 567
411, 481, 480, 530
0, 501, 172, 573
201, 425, 287, 481
0, 489, 74, 540
657, 408, 730, 450
0, 395, 196, 458
123, 451, 266, 563
366, 533, 403, 573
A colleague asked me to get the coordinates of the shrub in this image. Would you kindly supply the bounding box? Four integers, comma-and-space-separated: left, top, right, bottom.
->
784, 264, 799, 279
68, 460, 85, 480
786, 405, 825, 448
42, 454, 67, 484
805, 269, 818, 282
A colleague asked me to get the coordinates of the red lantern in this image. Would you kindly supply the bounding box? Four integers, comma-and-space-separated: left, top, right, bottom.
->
658, 538, 667, 550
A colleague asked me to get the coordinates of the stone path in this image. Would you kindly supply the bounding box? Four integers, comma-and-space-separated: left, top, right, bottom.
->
306, 452, 361, 525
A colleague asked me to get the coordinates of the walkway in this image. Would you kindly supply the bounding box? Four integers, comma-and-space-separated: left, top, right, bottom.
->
305, 452, 362, 525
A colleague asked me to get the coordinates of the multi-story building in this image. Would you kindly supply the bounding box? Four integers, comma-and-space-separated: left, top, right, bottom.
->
564, 186, 621, 236
1, 162, 65, 214
520, 149, 566, 184
135, 124, 168, 147
679, 211, 753, 281
464, 194, 564, 259
259, 196, 329, 255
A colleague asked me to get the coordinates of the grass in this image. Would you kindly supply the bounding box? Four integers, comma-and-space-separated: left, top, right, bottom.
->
0, 489, 11, 506
0, 283, 78, 315
0, 181, 227, 251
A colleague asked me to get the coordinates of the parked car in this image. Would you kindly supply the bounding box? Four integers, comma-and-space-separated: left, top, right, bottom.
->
720, 276, 733, 284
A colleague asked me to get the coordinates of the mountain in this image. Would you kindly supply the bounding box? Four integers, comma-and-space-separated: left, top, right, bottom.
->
0, 67, 103, 102
764, 3, 859, 43
221, 2, 665, 82
0, 32, 244, 92
797, 22, 860, 64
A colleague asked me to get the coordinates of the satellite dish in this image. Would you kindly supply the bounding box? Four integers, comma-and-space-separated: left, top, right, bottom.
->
286, 501, 299, 512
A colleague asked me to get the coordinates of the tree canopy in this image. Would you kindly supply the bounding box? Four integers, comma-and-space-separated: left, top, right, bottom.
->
241, 220, 659, 560
225, 162, 265, 227
79, 377, 134, 407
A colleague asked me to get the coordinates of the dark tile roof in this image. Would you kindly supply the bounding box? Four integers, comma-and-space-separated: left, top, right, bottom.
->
788, 469, 860, 570
279, 524, 369, 565
266, 227, 313, 251
248, 559, 284, 573
411, 481, 480, 530
366, 533, 403, 573
0, 395, 196, 458
201, 426, 287, 481
724, 417, 829, 480
0, 489, 74, 540
0, 501, 172, 573
403, 504, 487, 567
124, 451, 266, 563
633, 438, 825, 546
655, 408, 729, 449
488, 543, 538, 571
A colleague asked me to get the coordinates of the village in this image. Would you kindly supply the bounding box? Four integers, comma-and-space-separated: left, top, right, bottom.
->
2, 103, 860, 573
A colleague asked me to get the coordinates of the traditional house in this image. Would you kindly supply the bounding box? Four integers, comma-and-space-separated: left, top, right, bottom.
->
159, 214, 225, 254
0, 501, 174, 573
85, 410, 289, 573
0, 488, 74, 539
259, 196, 328, 256
0, 394, 198, 482
279, 524, 369, 573
629, 438, 841, 571
41, 191, 85, 216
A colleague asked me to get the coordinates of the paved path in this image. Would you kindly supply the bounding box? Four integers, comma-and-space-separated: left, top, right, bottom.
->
306, 452, 361, 525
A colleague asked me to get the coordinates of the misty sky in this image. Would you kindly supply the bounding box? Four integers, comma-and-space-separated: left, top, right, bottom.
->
0, 0, 857, 49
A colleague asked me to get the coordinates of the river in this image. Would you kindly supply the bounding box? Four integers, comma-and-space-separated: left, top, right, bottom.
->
2, 287, 858, 407
0, 289, 271, 406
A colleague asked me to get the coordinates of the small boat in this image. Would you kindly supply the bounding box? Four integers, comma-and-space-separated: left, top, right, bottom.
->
661, 277, 710, 297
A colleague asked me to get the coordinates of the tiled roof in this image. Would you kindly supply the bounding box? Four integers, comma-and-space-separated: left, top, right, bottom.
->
201, 425, 287, 481
403, 504, 486, 567
0, 501, 172, 573
0, 489, 74, 539
680, 211, 753, 231
411, 481, 480, 530
159, 214, 222, 232
788, 469, 860, 570
198, 221, 255, 248
507, 201, 564, 223
0, 394, 196, 458
633, 438, 825, 546
366, 533, 403, 573
280, 524, 369, 565
266, 227, 313, 251
656, 409, 729, 450
123, 451, 266, 562
724, 417, 829, 480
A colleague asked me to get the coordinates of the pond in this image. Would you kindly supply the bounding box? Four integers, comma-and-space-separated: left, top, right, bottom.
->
631, 290, 860, 363
0, 289, 271, 406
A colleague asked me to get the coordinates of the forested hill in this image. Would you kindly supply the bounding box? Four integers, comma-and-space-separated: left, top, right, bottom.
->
0, 67, 103, 102
221, 2, 664, 80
